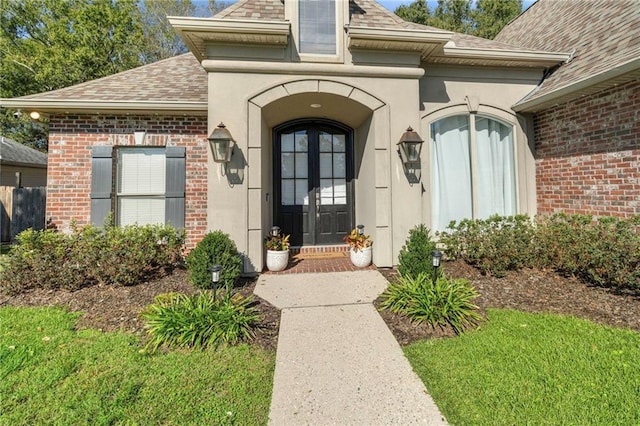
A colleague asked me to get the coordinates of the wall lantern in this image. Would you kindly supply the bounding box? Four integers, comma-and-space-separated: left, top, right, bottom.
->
208, 122, 235, 163
431, 250, 442, 283
208, 265, 222, 300
397, 126, 424, 166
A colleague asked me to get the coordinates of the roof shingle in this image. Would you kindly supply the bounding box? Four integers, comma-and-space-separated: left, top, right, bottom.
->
0, 136, 47, 167
495, 0, 640, 103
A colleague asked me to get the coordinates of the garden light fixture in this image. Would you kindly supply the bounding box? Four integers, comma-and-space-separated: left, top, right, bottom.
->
208, 122, 236, 163
357, 224, 365, 235
432, 250, 442, 283
271, 226, 281, 237
397, 126, 424, 166
209, 265, 222, 300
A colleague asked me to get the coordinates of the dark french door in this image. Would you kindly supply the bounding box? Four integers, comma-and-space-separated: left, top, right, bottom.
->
274, 120, 354, 246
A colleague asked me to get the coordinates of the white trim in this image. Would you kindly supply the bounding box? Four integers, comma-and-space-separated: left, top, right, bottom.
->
442, 42, 570, 65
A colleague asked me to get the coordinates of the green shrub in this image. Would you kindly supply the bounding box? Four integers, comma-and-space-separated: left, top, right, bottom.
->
397, 224, 438, 279
438, 215, 536, 277
536, 214, 640, 289
0, 222, 184, 295
186, 231, 242, 290
380, 273, 481, 334
141, 291, 260, 351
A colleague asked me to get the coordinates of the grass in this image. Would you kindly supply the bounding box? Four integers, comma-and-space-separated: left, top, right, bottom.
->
0, 306, 275, 425
405, 309, 640, 425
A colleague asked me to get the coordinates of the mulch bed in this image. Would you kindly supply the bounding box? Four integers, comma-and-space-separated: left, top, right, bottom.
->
2, 261, 640, 349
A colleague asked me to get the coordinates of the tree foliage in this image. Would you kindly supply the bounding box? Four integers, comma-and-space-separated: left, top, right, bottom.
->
395, 0, 522, 40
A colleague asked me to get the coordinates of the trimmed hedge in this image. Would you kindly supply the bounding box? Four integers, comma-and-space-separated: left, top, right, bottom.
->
0, 222, 184, 295
397, 224, 439, 279
185, 231, 242, 290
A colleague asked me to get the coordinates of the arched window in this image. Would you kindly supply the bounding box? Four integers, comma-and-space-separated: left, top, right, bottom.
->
430, 114, 516, 231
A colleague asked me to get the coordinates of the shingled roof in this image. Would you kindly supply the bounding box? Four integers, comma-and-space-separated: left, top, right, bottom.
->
496, 0, 640, 111
0, 136, 47, 168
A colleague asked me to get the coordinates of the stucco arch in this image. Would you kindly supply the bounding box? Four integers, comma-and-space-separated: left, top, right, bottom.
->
243, 78, 394, 271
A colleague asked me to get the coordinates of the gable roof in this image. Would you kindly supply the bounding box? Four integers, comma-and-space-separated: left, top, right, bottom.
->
496, 0, 640, 111
0, 54, 208, 114
0, 136, 47, 168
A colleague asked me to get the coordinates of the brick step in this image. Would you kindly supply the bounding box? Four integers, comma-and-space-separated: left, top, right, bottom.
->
290, 245, 349, 255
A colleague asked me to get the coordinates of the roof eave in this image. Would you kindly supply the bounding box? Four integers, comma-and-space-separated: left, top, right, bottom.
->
442, 44, 570, 67
347, 25, 452, 59
0, 160, 47, 169
0, 99, 208, 115
513, 57, 640, 112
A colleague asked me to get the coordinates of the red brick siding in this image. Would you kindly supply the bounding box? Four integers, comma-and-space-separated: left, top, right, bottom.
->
534, 79, 640, 217
47, 114, 208, 249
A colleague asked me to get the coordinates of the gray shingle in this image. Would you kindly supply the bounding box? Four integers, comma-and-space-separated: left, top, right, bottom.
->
496, 0, 640, 101
0, 136, 47, 167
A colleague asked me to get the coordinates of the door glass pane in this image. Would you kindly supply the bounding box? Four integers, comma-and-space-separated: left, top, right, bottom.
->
334, 179, 346, 198
295, 179, 309, 205
281, 153, 294, 178
281, 133, 294, 152
320, 178, 333, 205
333, 134, 345, 152
295, 132, 308, 152
430, 115, 472, 232
319, 153, 332, 178
319, 132, 333, 152
295, 153, 308, 178
475, 116, 516, 218
333, 153, 345, 178
282, 179, 294, 205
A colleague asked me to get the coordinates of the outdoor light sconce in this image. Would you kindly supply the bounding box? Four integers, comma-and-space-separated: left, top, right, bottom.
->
397, 126, 424, 166
208, 122, 236, 163
209, 265, 222, 300
431, 250, 442, 283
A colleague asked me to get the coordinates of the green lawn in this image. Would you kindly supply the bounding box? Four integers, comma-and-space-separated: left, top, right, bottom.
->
406, 309, 640, 425
0, 306, 275, 425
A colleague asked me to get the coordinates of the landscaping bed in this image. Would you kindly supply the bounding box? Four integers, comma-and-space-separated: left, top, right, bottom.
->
3, 260, 640, 349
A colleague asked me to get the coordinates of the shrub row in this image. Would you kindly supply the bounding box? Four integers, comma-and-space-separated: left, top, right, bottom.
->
439, 213, 640, 289
0, 222, 184, 294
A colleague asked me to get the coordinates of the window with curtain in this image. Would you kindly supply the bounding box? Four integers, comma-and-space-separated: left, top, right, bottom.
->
430, 114, 516, 231
299, 0, 336, 55
117, 147, 166, 226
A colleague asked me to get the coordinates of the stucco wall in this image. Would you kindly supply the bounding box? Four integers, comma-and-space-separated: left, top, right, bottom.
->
534, 79, 640, 217
47, 114, 208, 249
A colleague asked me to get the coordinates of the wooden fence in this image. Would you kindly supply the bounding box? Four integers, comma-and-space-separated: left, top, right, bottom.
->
0, 186, 46, 242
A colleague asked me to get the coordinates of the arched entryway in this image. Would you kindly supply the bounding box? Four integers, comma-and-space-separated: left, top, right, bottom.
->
273, 119, 354, 246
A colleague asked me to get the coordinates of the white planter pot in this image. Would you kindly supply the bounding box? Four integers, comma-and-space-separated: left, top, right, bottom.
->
350, 246, 372, 268
266, 249, 289, 272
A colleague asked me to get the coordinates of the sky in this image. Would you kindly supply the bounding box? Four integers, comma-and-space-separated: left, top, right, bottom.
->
376, 0, 536, 12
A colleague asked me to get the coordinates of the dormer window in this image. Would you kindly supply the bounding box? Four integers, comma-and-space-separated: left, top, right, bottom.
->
299, 0, 336, 55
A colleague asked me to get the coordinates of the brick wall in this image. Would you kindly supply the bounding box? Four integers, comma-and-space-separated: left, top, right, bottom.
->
534, 78, 640, 217
47, 114, 208, 249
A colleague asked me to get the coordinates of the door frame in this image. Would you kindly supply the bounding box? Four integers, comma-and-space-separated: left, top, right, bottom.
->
272, 118, 355, 246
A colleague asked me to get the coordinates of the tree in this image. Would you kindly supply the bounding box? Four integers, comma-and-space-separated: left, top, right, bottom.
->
140, 0, 196, 63
473, 0, 522, 40
395, 0, 522, 40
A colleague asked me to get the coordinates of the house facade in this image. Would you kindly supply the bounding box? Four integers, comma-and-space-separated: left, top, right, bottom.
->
495, 0, 640, 218
1, 0, 573, 273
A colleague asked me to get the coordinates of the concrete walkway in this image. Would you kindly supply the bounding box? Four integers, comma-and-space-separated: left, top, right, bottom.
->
255, 270, 448, 425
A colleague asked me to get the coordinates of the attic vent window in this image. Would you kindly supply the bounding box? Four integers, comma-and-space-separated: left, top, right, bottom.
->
299, 0, 336, 55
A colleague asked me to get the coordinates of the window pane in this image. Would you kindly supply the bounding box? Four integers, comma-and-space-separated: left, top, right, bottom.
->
295, 153, 308, 178
295, 132, 308, 152
319, 153, 333, 178
430, 115, 472, 232
295, 179, 309, 205
282, 179, 294, 205
320, 178, 333, 199
475, 116, 516, 218
333, 134, 345, 152
118, 197, 165, 226
118, 148, 165, 194
319, 132, 333, 152
281, 133, 294, 152
281, 153, 294, 178
299, 0, 336, 55
333, 153, 346, 178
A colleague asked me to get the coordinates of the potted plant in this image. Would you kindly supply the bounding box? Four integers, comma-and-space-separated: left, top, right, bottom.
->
265, 227, 290, 272
343, 226, 373, 268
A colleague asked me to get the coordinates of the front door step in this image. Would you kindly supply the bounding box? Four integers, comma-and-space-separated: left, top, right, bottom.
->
291, 245, 347, 260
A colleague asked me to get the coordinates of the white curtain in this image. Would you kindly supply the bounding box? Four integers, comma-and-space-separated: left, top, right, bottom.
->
431, 115, 472, 231
475, 117, 516, 218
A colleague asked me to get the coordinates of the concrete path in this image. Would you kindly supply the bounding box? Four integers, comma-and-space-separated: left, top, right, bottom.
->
255, 270, 448, 425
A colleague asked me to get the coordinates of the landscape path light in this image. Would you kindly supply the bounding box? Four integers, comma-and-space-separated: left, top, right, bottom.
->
357, 224, 364, 235
271, 226, 281, 237
431, 250, 442, 283
208, 265, 222, 300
